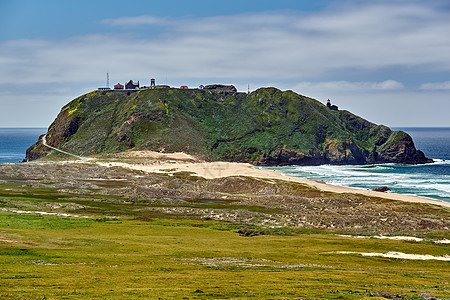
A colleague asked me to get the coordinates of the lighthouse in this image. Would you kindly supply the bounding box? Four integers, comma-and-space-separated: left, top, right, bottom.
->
326, 99, 339, 111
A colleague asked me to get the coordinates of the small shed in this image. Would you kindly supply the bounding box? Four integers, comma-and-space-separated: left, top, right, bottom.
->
114, 83, 124, 90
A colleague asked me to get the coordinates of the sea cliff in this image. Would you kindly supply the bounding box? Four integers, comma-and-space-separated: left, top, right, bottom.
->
25, 87, 431, 165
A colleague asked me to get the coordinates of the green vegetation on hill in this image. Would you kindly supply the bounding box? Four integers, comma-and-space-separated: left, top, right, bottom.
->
26, 87, 430, 165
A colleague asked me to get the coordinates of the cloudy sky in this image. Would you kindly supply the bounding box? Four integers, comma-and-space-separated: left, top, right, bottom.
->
1, 0, 450, 127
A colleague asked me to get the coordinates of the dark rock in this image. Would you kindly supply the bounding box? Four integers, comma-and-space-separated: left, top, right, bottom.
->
203, 84, 237, 94
375, 132, 433, 164
238, 228, 260, 237
259, 146, 324, 166
323, 138, 367, 165
418, 293, 440, 300
374, 126, 391, 146
372, 186, 391, 192
375, 291, 396, 298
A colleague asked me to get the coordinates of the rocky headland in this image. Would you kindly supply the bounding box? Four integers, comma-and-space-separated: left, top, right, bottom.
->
25, 87, 431, 165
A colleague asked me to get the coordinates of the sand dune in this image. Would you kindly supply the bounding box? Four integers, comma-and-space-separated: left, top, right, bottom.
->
94, 150, 450, 209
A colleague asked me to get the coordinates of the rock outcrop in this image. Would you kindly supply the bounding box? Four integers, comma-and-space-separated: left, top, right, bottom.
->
25, 87, 432, 166
203, 84, 237, 94
373, 186, 391, 192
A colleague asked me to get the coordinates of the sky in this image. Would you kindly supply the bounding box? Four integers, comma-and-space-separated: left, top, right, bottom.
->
1, 0, 450, 127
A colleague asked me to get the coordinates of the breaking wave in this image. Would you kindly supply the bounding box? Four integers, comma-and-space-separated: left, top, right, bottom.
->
263, 160, 450, 203
264, 128, 450, 203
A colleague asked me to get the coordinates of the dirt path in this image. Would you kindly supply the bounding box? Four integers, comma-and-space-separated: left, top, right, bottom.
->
42, 134, 88, 162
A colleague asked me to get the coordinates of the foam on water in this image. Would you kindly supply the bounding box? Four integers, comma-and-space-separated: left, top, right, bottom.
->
264, 158, 450, 203
280, 128, 450, 202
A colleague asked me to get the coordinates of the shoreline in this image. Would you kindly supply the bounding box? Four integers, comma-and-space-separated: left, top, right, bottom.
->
92, 151, 450, 209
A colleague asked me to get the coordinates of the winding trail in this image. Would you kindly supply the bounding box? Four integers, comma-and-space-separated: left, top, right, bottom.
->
42, 134, 87, 162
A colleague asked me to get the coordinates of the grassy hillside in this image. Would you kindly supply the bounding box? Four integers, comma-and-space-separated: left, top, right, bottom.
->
26, 87, 431, 165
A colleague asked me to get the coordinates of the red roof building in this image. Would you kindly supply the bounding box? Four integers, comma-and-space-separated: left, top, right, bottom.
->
114, 83, 124, 90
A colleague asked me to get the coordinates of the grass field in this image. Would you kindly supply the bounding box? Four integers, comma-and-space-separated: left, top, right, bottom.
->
1, 213, 449, 299
0, 162, 449, 299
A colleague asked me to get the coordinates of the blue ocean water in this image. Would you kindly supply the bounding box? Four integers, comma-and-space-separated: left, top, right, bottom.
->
1, 127, 450, 202
0, 128, 46, 164
263, 128, 450, 203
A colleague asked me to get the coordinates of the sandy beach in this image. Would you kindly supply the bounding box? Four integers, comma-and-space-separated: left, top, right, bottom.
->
95, 150, 450, 209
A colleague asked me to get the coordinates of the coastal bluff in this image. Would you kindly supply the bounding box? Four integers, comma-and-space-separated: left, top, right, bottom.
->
26, 87, 431, 165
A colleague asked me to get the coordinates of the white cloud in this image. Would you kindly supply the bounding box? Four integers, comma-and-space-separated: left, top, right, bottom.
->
294, 80, 404, 92
1, 1, 450, 126
420, 81, 450, 90
1, 2, 450, 86
309, 89, 450, 127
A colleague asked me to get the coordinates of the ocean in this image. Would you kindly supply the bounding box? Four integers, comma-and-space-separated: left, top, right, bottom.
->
262, 128, 450, 203
1, 127, 449, 203
0, 128, 46, 164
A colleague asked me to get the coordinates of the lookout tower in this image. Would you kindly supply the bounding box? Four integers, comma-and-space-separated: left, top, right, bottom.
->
150, 78, 156, 88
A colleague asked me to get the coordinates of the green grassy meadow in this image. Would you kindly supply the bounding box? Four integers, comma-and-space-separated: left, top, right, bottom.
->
0, 162, 449, 299
1, 212, 449, 299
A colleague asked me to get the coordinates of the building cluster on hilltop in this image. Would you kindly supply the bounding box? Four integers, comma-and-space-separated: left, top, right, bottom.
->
98, 76, 238, 94
112, 78, 157, 90
99, 78, 172, 91
100, 77, 337, 109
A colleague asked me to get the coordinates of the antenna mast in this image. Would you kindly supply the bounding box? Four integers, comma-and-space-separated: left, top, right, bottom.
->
106, 72, 110, 88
